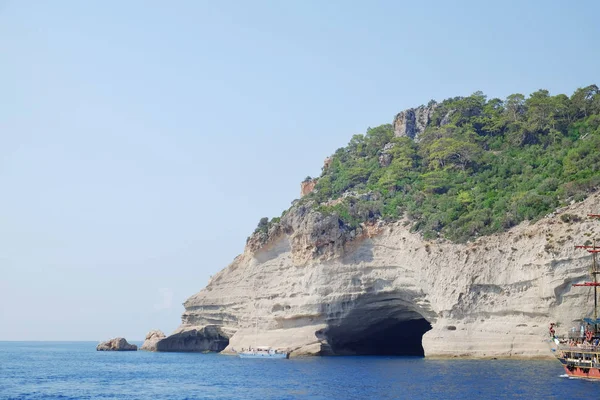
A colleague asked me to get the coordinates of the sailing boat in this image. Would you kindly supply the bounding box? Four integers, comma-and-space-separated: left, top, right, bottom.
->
550, 213, 600, 379
236, 271, 290, 359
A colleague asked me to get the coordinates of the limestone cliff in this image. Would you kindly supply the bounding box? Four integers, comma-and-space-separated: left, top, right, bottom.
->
157, 191, 600, 358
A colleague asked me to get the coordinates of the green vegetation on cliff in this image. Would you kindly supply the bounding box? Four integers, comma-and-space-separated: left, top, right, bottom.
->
301, 85, 600, 242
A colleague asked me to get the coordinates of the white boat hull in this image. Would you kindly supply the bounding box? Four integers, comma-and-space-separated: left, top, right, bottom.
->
238, 351, 289, 359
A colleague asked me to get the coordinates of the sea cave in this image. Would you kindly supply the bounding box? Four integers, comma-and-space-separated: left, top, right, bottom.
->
322, 293, 432, 356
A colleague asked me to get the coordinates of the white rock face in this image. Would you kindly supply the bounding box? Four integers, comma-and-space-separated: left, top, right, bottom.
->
140, 330, 166, 351
167, 192, 600, 358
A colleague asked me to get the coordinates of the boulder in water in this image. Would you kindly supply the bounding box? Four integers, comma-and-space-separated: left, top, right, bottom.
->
96, 337, 137, 351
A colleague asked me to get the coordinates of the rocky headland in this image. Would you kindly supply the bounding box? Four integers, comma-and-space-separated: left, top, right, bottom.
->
154, 88, 600, 358
96, 337, 137, 351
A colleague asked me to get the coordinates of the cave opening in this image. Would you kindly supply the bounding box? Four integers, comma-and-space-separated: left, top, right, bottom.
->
326, 317, 432, 356
321, 292, 433, 356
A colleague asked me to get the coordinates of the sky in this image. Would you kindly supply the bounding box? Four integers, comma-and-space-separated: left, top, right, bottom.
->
1, 0, 599, 341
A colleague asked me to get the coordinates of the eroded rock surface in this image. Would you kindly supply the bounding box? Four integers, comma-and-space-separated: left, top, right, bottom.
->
163, 190, 600, 359
140, 329, 166, 351
155, 325, 229, 352
96, 337, 137, 351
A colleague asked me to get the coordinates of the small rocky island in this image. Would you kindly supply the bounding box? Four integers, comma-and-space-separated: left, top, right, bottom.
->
96, 337, 138, 351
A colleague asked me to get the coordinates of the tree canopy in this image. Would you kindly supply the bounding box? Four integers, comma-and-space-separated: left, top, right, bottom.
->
298, 85, 600, 242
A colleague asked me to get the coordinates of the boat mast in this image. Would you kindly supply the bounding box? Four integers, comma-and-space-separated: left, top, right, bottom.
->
574, 214, 600, 334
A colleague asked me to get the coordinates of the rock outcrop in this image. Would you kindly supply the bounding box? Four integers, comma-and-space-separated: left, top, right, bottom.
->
96, 337, 137, 351
140, 330, 166, 351
162, 189, 600, 359
301, 178, 317, 197
378, 142, 395, 167
393, 105, 436, 140
154, 326, 229, 352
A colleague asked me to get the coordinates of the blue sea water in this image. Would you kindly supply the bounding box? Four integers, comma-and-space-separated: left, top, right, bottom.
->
0, 342, 594, 399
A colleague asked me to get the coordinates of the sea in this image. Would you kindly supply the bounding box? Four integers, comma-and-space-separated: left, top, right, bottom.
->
0, 342, 594, 399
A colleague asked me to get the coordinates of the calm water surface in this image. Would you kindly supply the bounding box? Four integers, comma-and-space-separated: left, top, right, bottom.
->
0, 342, 594, 399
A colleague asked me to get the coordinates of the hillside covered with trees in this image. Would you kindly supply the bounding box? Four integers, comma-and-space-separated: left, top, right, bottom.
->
265, 85, 600, 243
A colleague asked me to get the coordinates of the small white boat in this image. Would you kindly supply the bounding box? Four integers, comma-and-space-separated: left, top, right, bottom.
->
237, 346, 289, 359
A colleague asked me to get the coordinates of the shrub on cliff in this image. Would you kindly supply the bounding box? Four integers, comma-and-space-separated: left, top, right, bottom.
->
254, 217, 269, 234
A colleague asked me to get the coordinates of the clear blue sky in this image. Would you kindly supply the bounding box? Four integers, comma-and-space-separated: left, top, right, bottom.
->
1, 0, 598, 341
